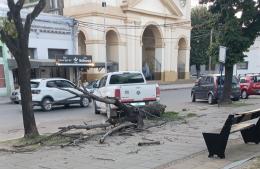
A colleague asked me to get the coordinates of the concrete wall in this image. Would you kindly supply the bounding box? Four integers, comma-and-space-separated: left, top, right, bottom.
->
0, 42, 14, 96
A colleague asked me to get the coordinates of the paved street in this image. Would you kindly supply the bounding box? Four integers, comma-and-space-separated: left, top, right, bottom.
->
0, 89, 191, 141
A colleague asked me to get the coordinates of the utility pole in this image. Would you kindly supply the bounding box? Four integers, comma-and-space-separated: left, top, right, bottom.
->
209, 28, 213, 73
102, 1, 107, 73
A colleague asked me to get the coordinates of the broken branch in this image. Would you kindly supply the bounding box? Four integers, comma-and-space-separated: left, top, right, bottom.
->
99, 122, 137, 144
138, 141, 161, 146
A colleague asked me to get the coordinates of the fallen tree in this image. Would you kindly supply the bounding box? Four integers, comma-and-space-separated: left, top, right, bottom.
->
56, 84, 166, 129
16, 84, 167, 146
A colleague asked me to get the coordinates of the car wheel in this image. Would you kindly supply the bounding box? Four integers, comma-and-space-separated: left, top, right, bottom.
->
93, 101, 100, 114
241, 90, 248, 99
232, 97, 240, 101
191, 92, 196, 102
14, 101, 19, 104
41, 98, 53, 111
80, 97, 89, 107
208, 94, 214, 105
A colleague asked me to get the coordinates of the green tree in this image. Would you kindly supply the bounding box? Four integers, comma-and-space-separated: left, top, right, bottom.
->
191, 6, 215, 78
200, 0, 260, 104
0, 0, 46, 137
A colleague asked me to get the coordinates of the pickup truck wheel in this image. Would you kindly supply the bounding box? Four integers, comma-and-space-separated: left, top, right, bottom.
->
41, 98, 53, 111
191, 92, 196, 102
241, 90, 248, 99
94, 101, 100, 114
80, 97, 90, 107
208, 94, 214, 105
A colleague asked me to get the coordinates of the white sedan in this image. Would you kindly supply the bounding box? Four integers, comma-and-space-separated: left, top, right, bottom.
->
10, 78, 91, 111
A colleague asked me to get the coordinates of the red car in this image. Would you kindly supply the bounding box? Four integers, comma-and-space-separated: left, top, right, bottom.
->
240, 74, 260, 99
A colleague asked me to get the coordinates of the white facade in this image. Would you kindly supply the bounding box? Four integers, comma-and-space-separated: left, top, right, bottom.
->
29, 14, 75, 59
236, 37, 260, 75
64, 0, 192, 81
0, 5, 77, 95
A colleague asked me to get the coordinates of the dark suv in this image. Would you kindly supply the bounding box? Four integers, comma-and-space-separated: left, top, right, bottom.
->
191, 74, 241, 104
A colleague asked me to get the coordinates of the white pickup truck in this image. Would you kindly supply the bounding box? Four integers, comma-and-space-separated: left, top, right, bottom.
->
93, 71, 160, 118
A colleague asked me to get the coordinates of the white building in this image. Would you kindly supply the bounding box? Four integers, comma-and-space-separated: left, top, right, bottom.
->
0, 5, 78, 95
64, 0, 192, 82
235, 37, 260, 76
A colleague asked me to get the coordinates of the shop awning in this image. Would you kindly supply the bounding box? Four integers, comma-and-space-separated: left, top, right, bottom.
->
8, 59, 56, 69
8, 59, 113, 69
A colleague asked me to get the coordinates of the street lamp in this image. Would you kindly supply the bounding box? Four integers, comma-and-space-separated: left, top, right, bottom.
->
102, 0, 107, 73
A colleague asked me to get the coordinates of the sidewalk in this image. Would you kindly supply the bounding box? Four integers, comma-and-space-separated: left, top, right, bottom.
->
150, 79, 195, 91
163, 139, 260, 169
159, 83, 194, 91
0, 96, 10, 105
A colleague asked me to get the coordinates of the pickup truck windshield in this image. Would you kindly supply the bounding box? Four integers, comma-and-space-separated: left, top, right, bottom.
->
110, 73, 144, 84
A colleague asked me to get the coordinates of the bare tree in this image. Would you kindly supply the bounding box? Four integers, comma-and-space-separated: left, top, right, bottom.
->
0, 0, 46, 137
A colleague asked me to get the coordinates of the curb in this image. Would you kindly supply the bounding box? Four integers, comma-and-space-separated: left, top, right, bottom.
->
160, 87, 193, 91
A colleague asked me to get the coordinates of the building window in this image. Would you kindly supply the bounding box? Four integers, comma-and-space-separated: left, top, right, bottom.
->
28, 48, 36, 59
237, 61, 248, 70
50, 0, 58, 8
48, 49, 66, 59
0, 46, 3, 58
0, 65, 6, 88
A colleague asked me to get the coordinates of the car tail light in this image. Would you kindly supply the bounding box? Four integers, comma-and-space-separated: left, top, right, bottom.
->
115, 89, 121, 99
32, 90, 41, 94
156, 86, 160, 97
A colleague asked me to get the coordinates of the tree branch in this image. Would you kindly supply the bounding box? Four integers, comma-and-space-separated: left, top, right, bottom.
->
24, 0, 46, 38
15, 0, 25, 10
7, 0, 15, 14
7, 0, 24, 39
0, 29, 19, 57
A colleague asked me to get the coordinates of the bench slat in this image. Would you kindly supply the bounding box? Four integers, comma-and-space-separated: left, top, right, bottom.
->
235, 109, 260, 115
230, 123, 254, 133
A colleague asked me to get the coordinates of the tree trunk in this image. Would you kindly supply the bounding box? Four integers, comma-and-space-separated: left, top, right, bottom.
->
17, 52, 39, 137
220, 64, 233, 104
196, 64, 201, 78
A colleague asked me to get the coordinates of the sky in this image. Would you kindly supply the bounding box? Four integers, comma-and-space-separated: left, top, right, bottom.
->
191, 0, 200, 7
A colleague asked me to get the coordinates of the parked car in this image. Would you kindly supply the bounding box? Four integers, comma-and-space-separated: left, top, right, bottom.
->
10, 89, 21, 104
84, 80, 98, 93
191, 74, 241, 104
240, 74, 260, 99
93, 71, 160, 118
10, 78, 91, 111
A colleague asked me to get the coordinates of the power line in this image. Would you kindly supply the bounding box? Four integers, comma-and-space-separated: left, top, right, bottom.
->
79, 21, 213, 42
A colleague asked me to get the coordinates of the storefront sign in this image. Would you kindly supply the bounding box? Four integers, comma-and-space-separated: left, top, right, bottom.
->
56, 55, 93, 66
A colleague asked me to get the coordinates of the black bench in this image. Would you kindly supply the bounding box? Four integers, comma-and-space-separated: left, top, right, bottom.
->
203, 109, 260, 159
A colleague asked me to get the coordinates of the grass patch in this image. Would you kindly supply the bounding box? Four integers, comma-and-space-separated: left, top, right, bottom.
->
232, 101, 254, 107
218, 101, 255, 108
186, 113, 197, 118
161, 111, 184, 121
158, 112, 198, 121
0, 134, 73, 152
